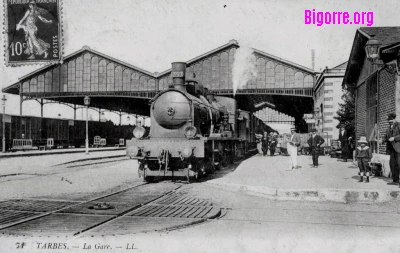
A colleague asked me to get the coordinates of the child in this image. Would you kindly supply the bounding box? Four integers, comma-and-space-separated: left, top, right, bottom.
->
355, 136, 372, 183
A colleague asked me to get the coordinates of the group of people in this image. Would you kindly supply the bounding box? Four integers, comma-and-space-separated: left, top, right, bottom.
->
253, 113, 400, 186
255, 132, 278, 156
255, 127, 325, 170
351, 113, 400, 185
286, 127, 325, 170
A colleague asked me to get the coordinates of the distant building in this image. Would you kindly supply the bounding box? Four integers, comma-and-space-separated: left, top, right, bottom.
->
343, 27, 400, 154
308, 62, 347, 145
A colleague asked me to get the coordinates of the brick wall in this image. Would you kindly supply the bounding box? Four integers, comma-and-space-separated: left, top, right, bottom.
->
378, 69, 396, 154
356, 83, 367, 142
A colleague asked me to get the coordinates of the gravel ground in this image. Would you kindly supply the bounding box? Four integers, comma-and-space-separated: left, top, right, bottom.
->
0, 158, 140, 201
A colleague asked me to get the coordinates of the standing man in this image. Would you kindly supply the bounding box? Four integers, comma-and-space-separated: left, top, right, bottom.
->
307, 128, 325, 168
262, 132, 269, 156
269, 132, 278, 156
383, 113, 400, 184
338, 124, 350, 162
288, 127, 301, 170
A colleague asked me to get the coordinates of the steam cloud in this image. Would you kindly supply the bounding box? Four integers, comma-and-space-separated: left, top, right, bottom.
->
232, 46, 258, 96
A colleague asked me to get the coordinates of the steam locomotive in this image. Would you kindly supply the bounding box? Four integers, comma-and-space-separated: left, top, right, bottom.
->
126, 62, 273, 182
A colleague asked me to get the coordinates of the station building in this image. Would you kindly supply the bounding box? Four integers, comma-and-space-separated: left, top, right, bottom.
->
312, 62, 347, 145
343, 27, 400, 154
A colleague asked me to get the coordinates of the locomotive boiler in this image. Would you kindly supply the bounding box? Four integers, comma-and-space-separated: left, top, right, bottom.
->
126, 62, 271, 182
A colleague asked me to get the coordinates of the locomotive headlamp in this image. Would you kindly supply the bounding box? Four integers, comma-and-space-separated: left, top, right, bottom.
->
181, 147, 193, 158
184, 126, 197, 138
133, 126, 146, 139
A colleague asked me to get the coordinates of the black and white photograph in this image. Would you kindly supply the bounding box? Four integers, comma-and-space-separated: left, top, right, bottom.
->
1, 0, 400, 252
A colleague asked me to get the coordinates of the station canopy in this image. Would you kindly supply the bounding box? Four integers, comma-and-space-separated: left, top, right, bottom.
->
3, 40, 316, 118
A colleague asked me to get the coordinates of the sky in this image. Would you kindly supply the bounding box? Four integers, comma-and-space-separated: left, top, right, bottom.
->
0, 0, 398, 123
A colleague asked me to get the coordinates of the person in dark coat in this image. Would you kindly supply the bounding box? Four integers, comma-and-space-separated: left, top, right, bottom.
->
269, 132, 278, 156
262, 132, 269, 156
383, 113, 400, 185
307, 128, 325, 167
355, 136, 372, 183
338, 124, 350, 162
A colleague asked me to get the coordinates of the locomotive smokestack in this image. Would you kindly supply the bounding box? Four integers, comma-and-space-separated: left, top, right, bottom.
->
171, 62, 186, 91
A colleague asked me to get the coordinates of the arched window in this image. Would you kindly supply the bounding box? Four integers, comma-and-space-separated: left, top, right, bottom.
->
52, 67, 60, 92
38, 75, 44, 92
30, 78, 37, 92
148, 79, 156, 90
83, 53, 91, 91
115, 66, 123, 91
211, 56, 220, 89
106, 63, 115, 91
98, 60, 106, 91
203, 59, 211, 88
304, 75, 314, 88
61, 65, 68, 92
294, 72, 304, 88
123, 69, 131, 91
284, 68, 294, 88
91, 56, 99, 91
265, 61, 275, 88
275, 65, 284, 88
76, 56, 83, 91
131, 72, 140, 90
257, 58, 266, 89
139, 76, 148, 91
220, 52, 229, 89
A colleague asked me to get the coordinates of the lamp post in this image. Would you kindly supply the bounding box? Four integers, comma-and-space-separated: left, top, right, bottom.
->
84, 96, 91, 155
2, 95, 6, 153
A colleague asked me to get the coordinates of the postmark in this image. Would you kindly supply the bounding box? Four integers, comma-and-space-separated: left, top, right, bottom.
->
3, 0, 62, 66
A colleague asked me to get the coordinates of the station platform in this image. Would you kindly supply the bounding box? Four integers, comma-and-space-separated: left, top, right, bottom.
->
206, 154, 400, 203
0, 147, 125, 159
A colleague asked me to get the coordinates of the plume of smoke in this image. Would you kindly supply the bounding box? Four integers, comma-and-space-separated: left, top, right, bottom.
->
232, 46, 257, 96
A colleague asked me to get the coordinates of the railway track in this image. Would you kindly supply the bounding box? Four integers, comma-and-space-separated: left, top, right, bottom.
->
0, 157, 129, 184
0, 181, 223, 236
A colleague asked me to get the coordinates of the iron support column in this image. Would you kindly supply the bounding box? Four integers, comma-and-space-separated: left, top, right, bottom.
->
86, 105, 89, 155
19, 93, 23, 115
40, 99, 43, 118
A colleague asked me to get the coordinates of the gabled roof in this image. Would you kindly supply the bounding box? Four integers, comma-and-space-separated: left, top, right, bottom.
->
157, 40, 315, 77
3, 46, 156, 94
19, 46, 155, 81
332, 61, 347, 69
343, 27, 400, 88
157, 40, 240, 77
314, 61, 347, 92
359, 27, 400, 46
253, 49, 315, 74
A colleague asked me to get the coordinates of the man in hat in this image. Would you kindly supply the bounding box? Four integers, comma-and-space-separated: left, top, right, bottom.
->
338, 123, 350, 162
383, 113, 400, 184
307, 128, 325, 167
288, 127, 301, 170
269, 132, 278, 156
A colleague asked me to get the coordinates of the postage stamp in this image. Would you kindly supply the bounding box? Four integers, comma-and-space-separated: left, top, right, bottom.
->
3, 0, 62, 66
